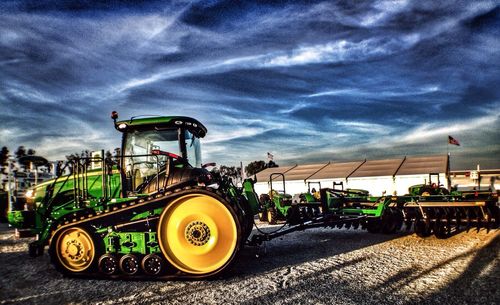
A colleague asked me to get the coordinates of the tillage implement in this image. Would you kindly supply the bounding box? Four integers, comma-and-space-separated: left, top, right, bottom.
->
7, 113, 499, 279
256, 174, 499, 241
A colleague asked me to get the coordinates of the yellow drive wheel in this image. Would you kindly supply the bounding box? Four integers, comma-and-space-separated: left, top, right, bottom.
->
157, 193, 239, 275
55, 227, 95, 272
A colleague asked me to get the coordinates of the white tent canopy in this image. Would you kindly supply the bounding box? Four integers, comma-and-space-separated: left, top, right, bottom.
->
253, 155, 449, 196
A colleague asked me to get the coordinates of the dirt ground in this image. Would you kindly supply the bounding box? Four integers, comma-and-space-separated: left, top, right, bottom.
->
0, 222, 498, 305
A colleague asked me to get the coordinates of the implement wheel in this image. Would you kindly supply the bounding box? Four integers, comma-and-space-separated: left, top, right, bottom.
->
157, 193, 240, 276
54, 227, 95, 273
434, 222, 451, 239
267, 207, 278, 225
366, 219, 382, 233
415, 220, 432, 237
258, 208, 267, 222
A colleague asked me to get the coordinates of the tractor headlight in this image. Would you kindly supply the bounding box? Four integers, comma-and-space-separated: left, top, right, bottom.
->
25, 189, 34, 199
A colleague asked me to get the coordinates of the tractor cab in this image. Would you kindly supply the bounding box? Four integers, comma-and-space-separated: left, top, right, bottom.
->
113, 112, 209, 196
408, 173, 449, 196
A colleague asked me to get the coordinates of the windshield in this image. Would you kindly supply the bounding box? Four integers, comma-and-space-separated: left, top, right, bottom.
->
123, 128, 202, 178
185, 130, 202, 168
124, 129, 180, 179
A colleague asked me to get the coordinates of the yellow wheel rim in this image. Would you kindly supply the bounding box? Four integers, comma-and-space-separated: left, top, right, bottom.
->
267, 210, 272, 222
55, 227, 95, 272
157, 194, 238, 275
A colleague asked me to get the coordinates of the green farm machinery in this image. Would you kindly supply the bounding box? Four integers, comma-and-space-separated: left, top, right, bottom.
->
8, 112, 259, 279
7, 112, 499, 279
256, 172, 499, 241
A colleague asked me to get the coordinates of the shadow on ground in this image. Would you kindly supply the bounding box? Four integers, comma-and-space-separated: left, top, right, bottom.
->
229, 224, 408, 277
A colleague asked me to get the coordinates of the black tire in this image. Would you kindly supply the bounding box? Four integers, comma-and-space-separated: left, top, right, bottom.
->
382, 209, 404, 234
366, 219, 382, 233
433, 222, 451, 239
259, 194, 270, 203
267, 207, 278, 225
258, 194, 271, 223
419, 187, 433, 196
414, 220, 432, 237
258, 208, 267, 222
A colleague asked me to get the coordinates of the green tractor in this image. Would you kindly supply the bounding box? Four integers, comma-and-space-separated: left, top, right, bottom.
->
408, 173, 451, 196
257, 173, 293, 224
258, 175, 326, 225
7, 112, 259, 278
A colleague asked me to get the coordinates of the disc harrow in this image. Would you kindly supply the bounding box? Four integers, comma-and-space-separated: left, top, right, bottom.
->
253, 187, 498, 243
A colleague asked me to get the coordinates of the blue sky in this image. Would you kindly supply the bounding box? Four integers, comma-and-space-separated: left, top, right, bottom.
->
0, 0, 499, 169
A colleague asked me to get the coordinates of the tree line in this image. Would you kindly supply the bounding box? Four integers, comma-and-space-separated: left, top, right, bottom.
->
0, 146, 48, 173
0, 146, 119, 175
1, 145, 278, 186
211, 160, 279, 182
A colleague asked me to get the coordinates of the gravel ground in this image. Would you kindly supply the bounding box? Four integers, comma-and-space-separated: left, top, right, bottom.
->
0, 222, 498, 305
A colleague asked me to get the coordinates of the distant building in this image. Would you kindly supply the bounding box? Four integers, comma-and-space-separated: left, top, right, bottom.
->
253, 155, 499, 196
449, 169, 499, 192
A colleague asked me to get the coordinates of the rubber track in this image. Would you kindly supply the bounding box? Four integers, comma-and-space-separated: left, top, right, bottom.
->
48, 185, 243, 280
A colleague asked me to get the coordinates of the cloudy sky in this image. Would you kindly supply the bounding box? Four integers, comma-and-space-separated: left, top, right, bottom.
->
1, 0, 499, 170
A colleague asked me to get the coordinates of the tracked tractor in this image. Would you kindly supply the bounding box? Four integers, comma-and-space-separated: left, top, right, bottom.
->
8, 112, 258, 279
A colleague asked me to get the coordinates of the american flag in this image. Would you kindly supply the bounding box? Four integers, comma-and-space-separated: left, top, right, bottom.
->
267, 152, 274, 160
448, 135, 460, 146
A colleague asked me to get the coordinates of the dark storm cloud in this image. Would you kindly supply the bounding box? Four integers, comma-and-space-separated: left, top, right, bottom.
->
0, 0, 499, 169
1, 0, 168, 13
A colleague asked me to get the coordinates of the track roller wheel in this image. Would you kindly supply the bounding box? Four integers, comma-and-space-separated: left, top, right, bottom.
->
53, 226, 95, 273
157, 193, 240, 276
267, 207, 278, 225
414, 220, 432, 237
141, 254, 164, 275
120, 254, 140, 275
98, 254, 118, 275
